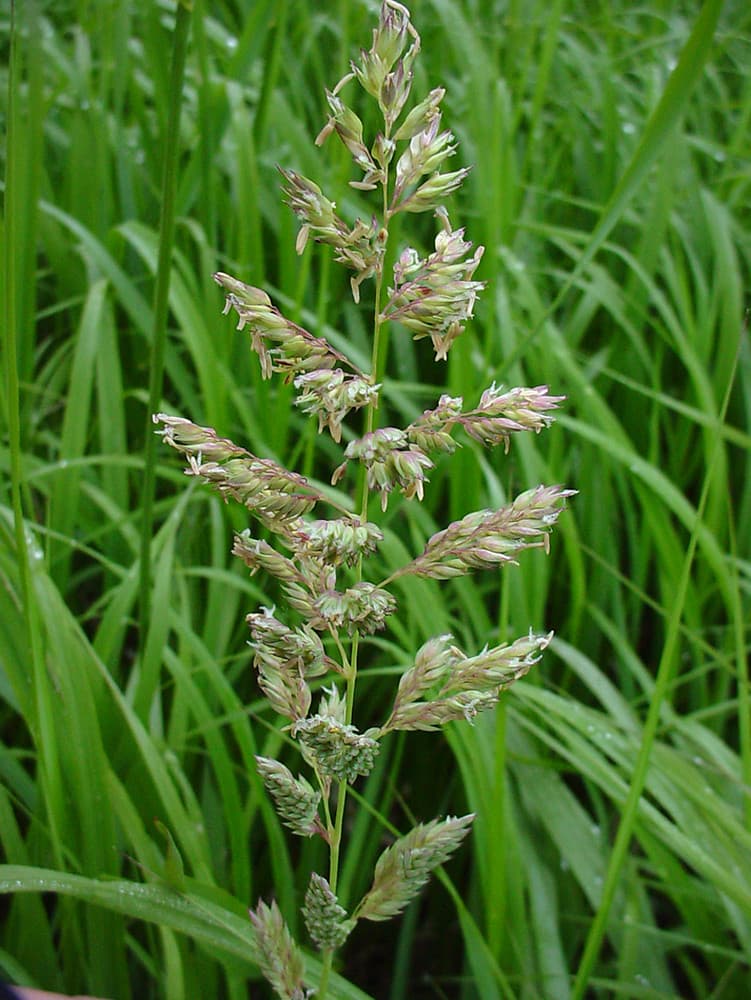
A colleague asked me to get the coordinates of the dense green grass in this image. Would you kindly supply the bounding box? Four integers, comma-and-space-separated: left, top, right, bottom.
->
2, 0, 750, 997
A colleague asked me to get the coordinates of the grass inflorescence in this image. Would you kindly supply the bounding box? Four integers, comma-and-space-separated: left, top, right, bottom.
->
1, 0, 750, 997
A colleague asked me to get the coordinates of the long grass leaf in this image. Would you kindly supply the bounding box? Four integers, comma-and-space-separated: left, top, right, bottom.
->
572, 282, 742, 996
0, 865, 374, 999
139, 1, 193, 701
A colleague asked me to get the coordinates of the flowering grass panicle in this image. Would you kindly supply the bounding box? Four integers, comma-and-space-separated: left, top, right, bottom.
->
155, 2, 572, 996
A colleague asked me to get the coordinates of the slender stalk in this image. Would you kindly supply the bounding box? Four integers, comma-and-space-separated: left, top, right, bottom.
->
732, 495, 751, 830
316, 955, 333, 999
318, 126, 393, 1000
137, 1, 192, 718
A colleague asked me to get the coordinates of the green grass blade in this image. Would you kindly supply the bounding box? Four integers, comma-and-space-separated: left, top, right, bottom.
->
138, 1, 193, 715
0, 866, 375, 1000
504, 0, 726, 372
571, 331, 743, 995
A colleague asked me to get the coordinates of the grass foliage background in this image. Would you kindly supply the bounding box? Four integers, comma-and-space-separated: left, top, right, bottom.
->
1, 0, 750, 996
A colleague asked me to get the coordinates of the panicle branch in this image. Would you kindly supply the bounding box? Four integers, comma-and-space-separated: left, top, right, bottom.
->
247, 606, 332, 679
303, 874, 355, 950
232, 530, 303, 583
154, 413, 325, 531
383, 220, 485, 360
214, 272, 379, 437
255, 756, 327, 841
248, 900, 307, 1000
276, 170, 385, 301
383, 630, 553, 732
354, 814, 475, 922
459, 383, 566, 450
214, 272, 349, 377
396, 484, 575, 580
404, 384, 566, 457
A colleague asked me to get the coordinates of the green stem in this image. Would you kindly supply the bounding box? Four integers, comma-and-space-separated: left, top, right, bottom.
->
317, 953, 333, 999
319, 133, 392, 1000
136, 1, 192, 719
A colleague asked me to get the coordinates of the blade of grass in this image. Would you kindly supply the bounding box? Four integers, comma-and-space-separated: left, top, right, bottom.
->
49, 278, 109, 587
500, 0, 725, 375
571, 331, 743, 996
0, 865, 374, 1000
138, 0, 193, 720
2, 0, 35, 718
2, 0, 70, 868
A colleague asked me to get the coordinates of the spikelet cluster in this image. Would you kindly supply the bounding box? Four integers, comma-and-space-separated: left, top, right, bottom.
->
155, 3, 573, 996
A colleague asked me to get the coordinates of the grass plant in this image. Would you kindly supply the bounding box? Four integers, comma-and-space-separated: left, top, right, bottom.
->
1, 0, 750, 997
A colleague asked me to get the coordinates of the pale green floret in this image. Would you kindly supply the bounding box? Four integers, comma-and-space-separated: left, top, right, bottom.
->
311, 582, 396, 635
293, 715, 380, 784
233, 531, 302, 583
255, 756, 324, 840
399, 167, 472, 215
250, 653, 311, 724
354, 815, 474, 922
291, 517, 384, 567
153, 412, 247, 462
317, 684, 347, 725
302, 873, 355, 951
383, 631, 552, 732
371, 133, 396, 173
323, 90, 383, 187
293, 368, 380, 442
247, 606, 329, 678
392, 115, 458, 202
248, 900, 307, 1000
392, 86, 445, 141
